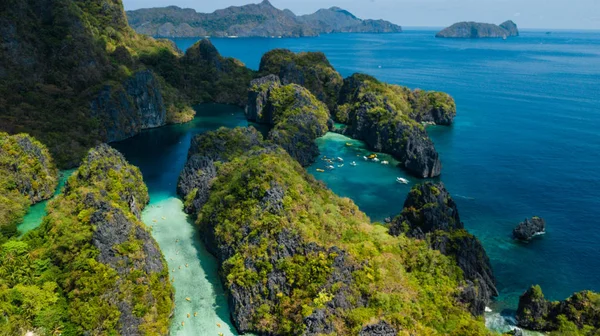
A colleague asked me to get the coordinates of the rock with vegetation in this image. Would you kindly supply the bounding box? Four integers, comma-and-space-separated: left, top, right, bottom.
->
389, 182, 498, 315
259, 49, 343, 111
0, 144, 173, 335
126, 1, 401, 38
141, 39, 256, 107
178, 127, 492, 335
436, 20, 519, 38
516, 285, 600, 334
0, 133, 58, 239
513, 217, 546, 241
409, 89, 457, 125
246, 75, 330, 166
336, 74, 444, 178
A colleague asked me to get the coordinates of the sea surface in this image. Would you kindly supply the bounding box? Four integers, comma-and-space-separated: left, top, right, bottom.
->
175, 29, 600, 331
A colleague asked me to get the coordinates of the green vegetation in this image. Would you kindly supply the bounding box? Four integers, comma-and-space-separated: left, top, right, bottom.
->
517, 285, 600, 335
0, 0, 253, 167
259, 49, 343, 111
183, 128, 491, 335
0, 145, 173, 335
0, 133, 58, 240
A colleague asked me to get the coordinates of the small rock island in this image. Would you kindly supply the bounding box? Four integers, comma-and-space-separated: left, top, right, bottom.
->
436, 20, 519, 38
513, 216, 546, 241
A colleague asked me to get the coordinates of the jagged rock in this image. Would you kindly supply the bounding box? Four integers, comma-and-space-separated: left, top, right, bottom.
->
389, 182, 497, 315
91, 70, 167, 142
516, 285, 600, 332
506, 329, 524, 336
259, 49, 343, 111
246, 74, 281, 123
337, 74, 442, 178
359, 321, 398, 336
245, 78, 329, 166
513, 217, 546, 241
436, 20, 519, 38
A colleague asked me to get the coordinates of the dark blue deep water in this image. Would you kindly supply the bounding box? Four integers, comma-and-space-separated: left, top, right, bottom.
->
174, 30, 600, 313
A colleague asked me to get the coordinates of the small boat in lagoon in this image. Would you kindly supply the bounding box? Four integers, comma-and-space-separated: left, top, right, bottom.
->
396, 177, 409, 184
345, 143, 353, 147
350, 161, 357, 166
381, 161, 389, 165
316, 169, 325, 173
337, 157, 344, 162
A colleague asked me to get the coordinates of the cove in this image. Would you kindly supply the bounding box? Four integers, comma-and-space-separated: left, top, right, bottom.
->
18, 169, 75, 236
111, 104, 248, 335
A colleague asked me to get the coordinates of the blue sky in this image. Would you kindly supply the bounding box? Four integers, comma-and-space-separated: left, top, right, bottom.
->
123, 0, 599, 29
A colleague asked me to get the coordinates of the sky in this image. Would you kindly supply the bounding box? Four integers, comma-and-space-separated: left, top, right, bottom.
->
123, 0, 600, 30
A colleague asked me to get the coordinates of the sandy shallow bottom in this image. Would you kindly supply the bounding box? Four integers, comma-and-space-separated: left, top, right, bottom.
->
142, 195, 240, 336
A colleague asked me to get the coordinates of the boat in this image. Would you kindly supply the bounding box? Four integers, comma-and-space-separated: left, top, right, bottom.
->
381, 161, 389, 165
372, 158, 380, 162
367, 154, 378, 160
396, 177, 409, 184
337, 157, 344, 162
363, 156, 368, 161
326, 165, 335, 170
350, 161, 357, 166
316, 169, 325, 173
337, 164, 344, 168
345, 143, 353, 147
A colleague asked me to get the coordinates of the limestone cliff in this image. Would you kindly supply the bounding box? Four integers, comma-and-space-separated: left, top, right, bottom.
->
389, 182, 498, 315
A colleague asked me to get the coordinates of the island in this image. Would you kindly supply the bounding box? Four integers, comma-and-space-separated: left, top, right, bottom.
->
436, 20, 519, 38
126, 0, 402, 38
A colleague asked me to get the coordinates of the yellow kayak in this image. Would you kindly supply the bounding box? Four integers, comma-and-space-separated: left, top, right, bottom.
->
316, 169, 325, 172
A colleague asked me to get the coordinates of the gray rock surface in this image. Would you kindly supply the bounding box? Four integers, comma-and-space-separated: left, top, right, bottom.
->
436, 20, 519, 38
91, 70, 166, 142
513, 217, 546, 241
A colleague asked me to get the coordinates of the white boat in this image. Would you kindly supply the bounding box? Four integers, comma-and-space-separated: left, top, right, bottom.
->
381, 161, 389, 165
372, 158, 380, 162
350, 161, 357, 166
396, 177, 409, 184
337, 157, 344, 162
363, 156, 368, 161
337, 164, 344, 168
326, 165, 335, 170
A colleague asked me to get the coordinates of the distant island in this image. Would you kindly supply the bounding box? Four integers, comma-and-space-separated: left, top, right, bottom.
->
126, 0, 402, 38
436, 20, 519, 38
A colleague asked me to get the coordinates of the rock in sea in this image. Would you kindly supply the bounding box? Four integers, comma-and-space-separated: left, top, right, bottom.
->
513, 217, 546, 241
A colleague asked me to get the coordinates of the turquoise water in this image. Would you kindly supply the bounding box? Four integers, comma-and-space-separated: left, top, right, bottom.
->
112, 104, 248, 335
18, 169, 75, 235
173, 31, 600, 321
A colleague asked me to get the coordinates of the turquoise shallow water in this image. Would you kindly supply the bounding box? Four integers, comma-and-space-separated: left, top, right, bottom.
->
112, 104, 249, 335
173, 30, 600, 323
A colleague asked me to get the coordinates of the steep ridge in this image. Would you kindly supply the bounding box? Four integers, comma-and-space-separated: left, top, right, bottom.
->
177, 127, 491, 335
0, 144, 173, 335
126, 1, 401, 38
389, 182, 498, 316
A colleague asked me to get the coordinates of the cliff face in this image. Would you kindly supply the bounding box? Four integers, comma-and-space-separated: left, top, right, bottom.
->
337, 74, 443, 178
389, 182, 498, 316
0, 144, 173, 335
0, 132, 58, 238
177, 127, 491, 335
91, 70, 167, 142
436, 20, 519, 38
126, 2, 401, 38
516, 285, 600, 333
246, 75, 330, 166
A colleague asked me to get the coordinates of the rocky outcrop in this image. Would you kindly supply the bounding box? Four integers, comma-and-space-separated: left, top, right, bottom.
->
389, 182, 498, 315
259, 49, 343, 111
336, 74, 442, 178
126, 2, 401, 38
177, 128, 488, 335
409, 89, 456, 125
513, 217, 546, 241
359, 321, 398, 336
436, 20, 519, 38
516, 285, 600, 333
245, 75, 330, 166
0, 132, 58, 237
91, 70, 167, 142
